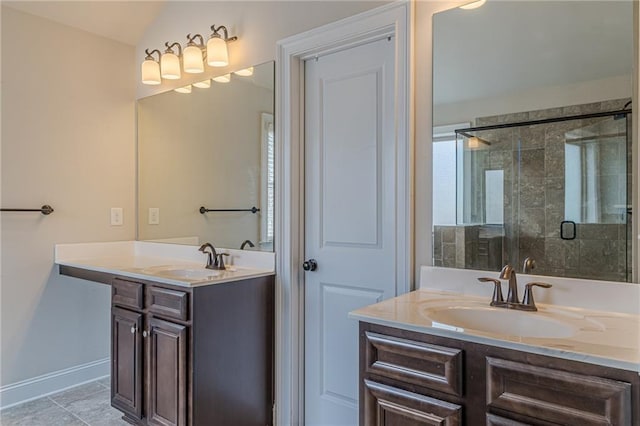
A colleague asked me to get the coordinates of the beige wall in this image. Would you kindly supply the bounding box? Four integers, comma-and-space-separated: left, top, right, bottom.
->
138, 75, 273, 248
1, 6, 135, 387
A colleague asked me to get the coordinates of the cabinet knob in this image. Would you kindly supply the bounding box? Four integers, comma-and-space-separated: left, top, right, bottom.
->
143, 330, 149, 338
130, 326, 136, 334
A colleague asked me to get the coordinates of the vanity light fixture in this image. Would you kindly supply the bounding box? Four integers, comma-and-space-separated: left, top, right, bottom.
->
193, 79, 211, 89
459, 0, 486, 10
174, 85, 192, 94
141, 49, 162, 85
212, 73, 231, 83
207, 25, 237, 67
234, 67, 254, 77
161, 42, 182, 79
141, 23, 238, 85
183, 34, 206, 73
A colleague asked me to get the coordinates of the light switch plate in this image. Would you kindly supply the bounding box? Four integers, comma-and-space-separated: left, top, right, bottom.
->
110, 207, 123, 226
148, 207, 160, 225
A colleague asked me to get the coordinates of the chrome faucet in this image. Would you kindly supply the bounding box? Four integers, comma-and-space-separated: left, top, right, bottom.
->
477, 263, 552, 311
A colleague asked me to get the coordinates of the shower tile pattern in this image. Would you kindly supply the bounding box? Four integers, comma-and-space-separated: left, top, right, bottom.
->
434, 99, 632, 282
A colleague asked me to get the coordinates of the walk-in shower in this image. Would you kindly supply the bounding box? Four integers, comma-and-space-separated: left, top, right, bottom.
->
433, 100, 632, 282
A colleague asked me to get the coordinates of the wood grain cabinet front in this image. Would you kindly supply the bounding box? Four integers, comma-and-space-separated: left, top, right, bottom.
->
359, 322, 639, 426
109, 275, 275, 426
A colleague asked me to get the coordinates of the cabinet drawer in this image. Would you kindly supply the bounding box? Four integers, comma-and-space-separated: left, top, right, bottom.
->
363, 331, 463, 397
112, 278, 144, 310
148, 286, 189, 321
486, 357, 632, 425
363, 380, 462, 425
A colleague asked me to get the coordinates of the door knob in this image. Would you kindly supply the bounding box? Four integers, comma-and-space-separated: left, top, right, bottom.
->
302, 259, 318, 271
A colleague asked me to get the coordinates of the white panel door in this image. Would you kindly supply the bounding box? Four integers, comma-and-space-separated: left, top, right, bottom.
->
304, 37, 396, 426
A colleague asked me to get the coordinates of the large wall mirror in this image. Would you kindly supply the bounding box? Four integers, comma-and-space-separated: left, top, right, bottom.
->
138, 61, 274, 251
432, 2, 634, 282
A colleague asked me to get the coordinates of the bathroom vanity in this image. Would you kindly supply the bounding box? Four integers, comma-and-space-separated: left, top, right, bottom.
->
351, 267, 640, 425
56, 241, 275, 426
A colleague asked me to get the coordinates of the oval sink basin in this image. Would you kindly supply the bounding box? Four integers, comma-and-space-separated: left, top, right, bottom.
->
422, 306, 577, 338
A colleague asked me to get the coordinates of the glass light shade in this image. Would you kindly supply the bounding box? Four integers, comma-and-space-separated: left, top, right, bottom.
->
141, 60, 161, 85
207, 37, 229, 67
183, 45, 204, 73
468, 137, 480, 149
212, 73, 231, 83
234, 67, 254, 77
459, 0, 486, 9
174, 85, 192, 94
161, 52, 181, 79
193, 79, 211, 89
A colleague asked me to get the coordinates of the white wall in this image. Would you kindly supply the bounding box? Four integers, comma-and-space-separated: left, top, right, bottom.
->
136, 1, 387, 98
1, 6, 135, 402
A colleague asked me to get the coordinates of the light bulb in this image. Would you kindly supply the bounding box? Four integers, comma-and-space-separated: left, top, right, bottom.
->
161, 52, 181, 79
212, 73, 231, 83
183, 45, 204, 73
234, 67, 254, 77
141, 59, 161, 85
207, 37, 229, 67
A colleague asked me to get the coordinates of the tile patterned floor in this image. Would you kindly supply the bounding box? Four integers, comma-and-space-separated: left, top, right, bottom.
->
0, 378, 129, 426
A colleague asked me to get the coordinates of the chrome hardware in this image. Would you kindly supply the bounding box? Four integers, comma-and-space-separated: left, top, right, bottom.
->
477, 277, 503, 306
130, 326, 136, 334
302, 259, 318, 271
143, 330, 149, 338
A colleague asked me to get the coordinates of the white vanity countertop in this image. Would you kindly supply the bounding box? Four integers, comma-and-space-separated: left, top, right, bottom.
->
350, 267, 640, 372
55, 241, 275, 287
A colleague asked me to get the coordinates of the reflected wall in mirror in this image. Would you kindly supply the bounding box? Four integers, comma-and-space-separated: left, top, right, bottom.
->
138, 61, 274, 251
432, 2, 634, 282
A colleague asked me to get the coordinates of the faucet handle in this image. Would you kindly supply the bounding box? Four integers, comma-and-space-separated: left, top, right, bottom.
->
522, 282, 552, 310
477, 277, 504, 306
215, 253, 230, 270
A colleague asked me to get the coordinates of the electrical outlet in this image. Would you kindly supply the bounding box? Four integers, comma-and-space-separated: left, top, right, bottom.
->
148, 207, 160, 225
110, 207, 123, 226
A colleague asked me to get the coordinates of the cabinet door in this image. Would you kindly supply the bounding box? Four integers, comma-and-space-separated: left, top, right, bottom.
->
147, 317, 188, 426
111, 307, 143, 420
363, 380, 462, 426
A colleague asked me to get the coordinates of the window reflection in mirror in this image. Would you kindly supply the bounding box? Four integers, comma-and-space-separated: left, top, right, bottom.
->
137, 61, 275, 251
432, 2, 633, 282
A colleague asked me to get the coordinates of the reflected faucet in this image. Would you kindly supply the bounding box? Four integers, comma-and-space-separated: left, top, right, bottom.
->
522, 257, 536, 274
240, 239, 255, 250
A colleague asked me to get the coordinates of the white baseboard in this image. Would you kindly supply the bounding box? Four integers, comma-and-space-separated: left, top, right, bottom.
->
0, 358, 110, 410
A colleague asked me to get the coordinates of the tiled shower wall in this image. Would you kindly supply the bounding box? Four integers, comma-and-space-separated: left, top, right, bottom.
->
433, 98, 632, 282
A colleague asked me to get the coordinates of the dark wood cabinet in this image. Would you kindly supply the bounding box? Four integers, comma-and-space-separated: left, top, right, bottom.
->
107, 275, 274, 426
359, 322, 639, 426
111, 307, 143, 420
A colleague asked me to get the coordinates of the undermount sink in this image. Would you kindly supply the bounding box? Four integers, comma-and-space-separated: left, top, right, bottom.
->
422, 305, 578, 338
140, 265, 222, 280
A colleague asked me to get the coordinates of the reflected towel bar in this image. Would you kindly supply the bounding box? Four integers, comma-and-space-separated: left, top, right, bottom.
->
200, 206, 259, 214
1, 205, 54, 215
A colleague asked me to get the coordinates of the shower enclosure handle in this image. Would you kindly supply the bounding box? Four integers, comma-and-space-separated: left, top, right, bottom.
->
560, 220, 576, 240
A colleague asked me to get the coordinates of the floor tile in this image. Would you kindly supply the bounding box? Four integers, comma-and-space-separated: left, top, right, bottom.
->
49, 382, 107, 408
0, 397, 58, 422
97, 376, 111, 389
1, 404, 86, 426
